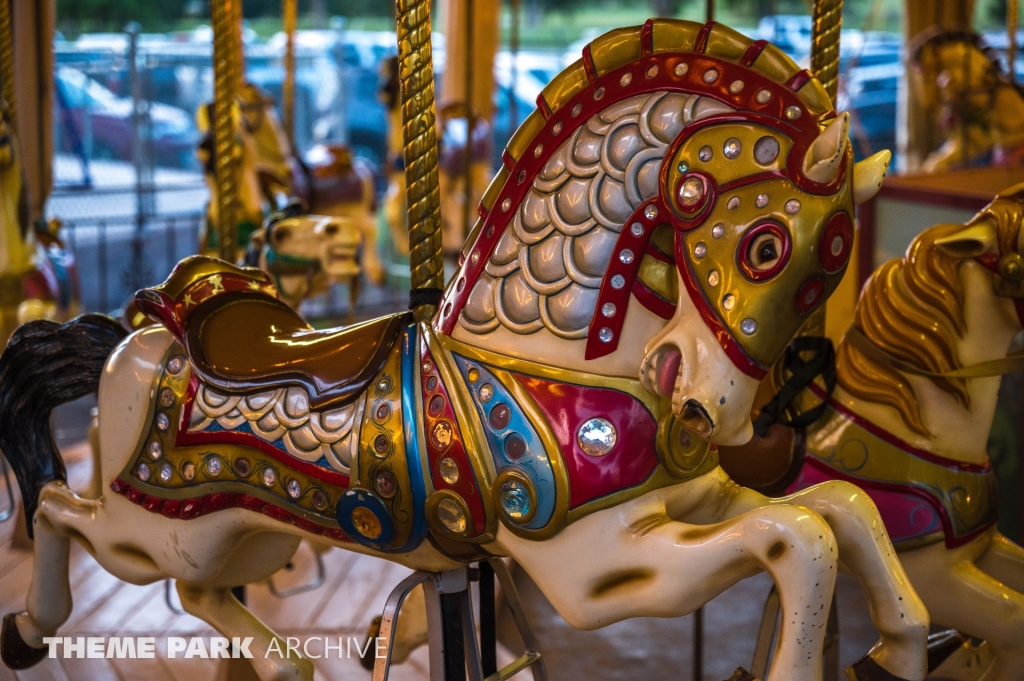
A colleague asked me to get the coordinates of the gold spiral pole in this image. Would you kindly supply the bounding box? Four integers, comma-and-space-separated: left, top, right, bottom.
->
803, 0, 843, 338
0, 0, 15, 125
211, 0, 242, 260
283, 0, 297, 141
397, 0, 443, 322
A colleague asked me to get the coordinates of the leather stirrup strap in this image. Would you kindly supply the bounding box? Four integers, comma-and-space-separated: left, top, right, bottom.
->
752, 336, 836, 437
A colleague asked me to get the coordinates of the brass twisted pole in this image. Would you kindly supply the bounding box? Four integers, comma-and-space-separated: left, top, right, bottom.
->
803, 0, 843, 338
211, 0, 242, 260
397, 0, 444, 322
0, 0, 15, 125
810, 0, 843, 104
283, 0, 297, 141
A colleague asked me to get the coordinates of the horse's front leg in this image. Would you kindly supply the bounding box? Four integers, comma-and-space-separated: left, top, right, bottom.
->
176, 582, 314, 681
500, 498, 839, 681
726, 478, 929, 681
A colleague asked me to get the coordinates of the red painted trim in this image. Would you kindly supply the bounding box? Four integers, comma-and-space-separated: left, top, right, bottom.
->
800, 458, 995, 549
434, 50, 836, 337
785, 69, 812, 92
855, 198, 876, 289
501, 149, 515, 170
581, 44, 598, 83
694, 21, 715, 53
674, 233, 768, 379
806, 382, 991, 473
740, 39, 769, 67
632, 278, 676, 319
176, 379, 351, 488
110, 478, 353, 542
645, 241, 673, 264
535, 93, 553, 120
640, 19, 654, 56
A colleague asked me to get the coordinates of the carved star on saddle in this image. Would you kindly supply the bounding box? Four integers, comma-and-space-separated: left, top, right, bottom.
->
247, 281, 261, 291
208, 275, 224, 294
183, 294, 195, 308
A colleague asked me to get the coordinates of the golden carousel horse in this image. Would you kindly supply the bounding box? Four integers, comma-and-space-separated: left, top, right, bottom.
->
236, 83, 385, 286
720, 183, 1024, 681
0, 104, 79, 345
0, 20, 924, 681
910, 29, 1024, 172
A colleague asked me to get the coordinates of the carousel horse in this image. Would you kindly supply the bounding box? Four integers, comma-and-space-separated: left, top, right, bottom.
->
379, 55, 408, 257
721, 183, 1024, 681
909, 29, 1024, 172
243, 203, 362, 315
0, 104, 79, 345
0, 20, 921, 681
236, 83, 385, 286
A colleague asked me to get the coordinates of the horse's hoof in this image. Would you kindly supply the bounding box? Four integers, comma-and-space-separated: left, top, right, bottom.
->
845, 654, 913, 681
358, 616, 382, 671
724, 667, 761, 681
926, 629, 969, 672
1, 613, 48, 670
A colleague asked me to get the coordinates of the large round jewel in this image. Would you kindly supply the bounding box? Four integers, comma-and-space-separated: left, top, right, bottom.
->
577, 417, 617, 456
437, 498, 467, 535
678, 177, 704, 208
499, 480, 532, 521
489, 403, 511, 430
351, 507, 382, 539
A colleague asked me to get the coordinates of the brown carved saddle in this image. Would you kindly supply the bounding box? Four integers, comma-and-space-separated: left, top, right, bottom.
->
136, 255, 410, 409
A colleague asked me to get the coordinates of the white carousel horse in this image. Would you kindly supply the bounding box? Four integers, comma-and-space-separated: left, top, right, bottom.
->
0, 103, 79, 344
736, 185, 1024, 681
0, 20, 919, 681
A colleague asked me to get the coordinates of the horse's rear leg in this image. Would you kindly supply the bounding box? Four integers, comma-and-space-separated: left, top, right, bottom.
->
176, 583, 314, 681
1, 495, 76, 669
977, 530, 1024, 594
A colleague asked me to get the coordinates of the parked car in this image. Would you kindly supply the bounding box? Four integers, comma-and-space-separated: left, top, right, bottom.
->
54, 65, 200, 170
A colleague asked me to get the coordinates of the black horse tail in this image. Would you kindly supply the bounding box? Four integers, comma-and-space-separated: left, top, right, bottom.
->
0, 315, 127, 537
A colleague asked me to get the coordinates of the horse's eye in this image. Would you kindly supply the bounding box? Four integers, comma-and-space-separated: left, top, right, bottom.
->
274, 228, 290, 243
748, 233, 782, 270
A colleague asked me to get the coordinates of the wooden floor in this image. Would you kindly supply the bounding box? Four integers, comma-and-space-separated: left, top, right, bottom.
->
0, 439, 881, 681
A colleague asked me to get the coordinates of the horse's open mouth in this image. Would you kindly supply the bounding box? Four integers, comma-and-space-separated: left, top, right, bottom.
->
642, 343, 682, 400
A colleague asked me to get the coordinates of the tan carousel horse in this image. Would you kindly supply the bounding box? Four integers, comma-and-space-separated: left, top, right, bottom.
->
909, 29, 1024, 172
0, 20, 924, 681
236, 82, 385, 286
721, 183, 1024, 681
0, 103, 79, 345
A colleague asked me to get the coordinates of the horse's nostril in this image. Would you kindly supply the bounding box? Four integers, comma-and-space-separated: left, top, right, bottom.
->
679, 399, 713, 439
325, 224, 339, 236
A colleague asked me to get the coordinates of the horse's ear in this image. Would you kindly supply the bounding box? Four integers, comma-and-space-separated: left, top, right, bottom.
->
803, 112, 850, 184
853, 150, 891, 204
934, 220, 998, 258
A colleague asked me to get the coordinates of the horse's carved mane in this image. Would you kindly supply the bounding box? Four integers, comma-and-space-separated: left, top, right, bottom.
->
836, 195, 1022, 436
446, 19, 832, 337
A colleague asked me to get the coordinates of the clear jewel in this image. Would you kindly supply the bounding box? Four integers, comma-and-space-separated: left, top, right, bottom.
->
729, 79, 745, 93
679, 177, 704, 207
167, 357, 184, 375
755, 193, 769, 208
533, 143, 544, 157
644, 204, 658, 219
287, 479, 301, 499
262, 467, 277, 487
755, 89, 772, 103
610, 274, 625, 289
674, 62, 688, 76
741, 318, 758, 335
552, 121, 563, 134
630, 222, 644, 237
156, 413, 170, 432
501, 197, 512, 211
723, 294, 737, 311
620, 72, 632, 86
694, 242, 707, 259
727, 197, 740, 210
598, 327, 614, 343
785, 105, 802, 120
136, 463, 151, 482
754, 136, 780, 165
206, 457, 222, 476
785, 199, 801, 215
479, 383, 494, 403
831, 235, 845, 256
698, 146, 712, 162
439, 457, 460, 484
723, 138, 741, 159
437, 498, 467, 534
619, 249, 634, 264
159, 388, 175, 408
572, 103, 582, 117
708, 270, 720, 287
149, 441, 163, 459
500, 480, 531, 521
677, 161, 689, 173
578, 417, 617, 456
593, 87, 605, 100
712, 223, 725, 239
159, 463, 173, 483
702, 68, 718, 83
601, 302, 617, 317
646, 64, 659, 78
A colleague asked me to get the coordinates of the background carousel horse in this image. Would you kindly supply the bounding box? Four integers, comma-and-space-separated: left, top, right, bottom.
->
909, 28, 1024, 172
720, 183, 1024, 680
0, 19, 922, 681
0, 103, 79, 345
236, 82, 386, 286
379, 55, 409, 257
